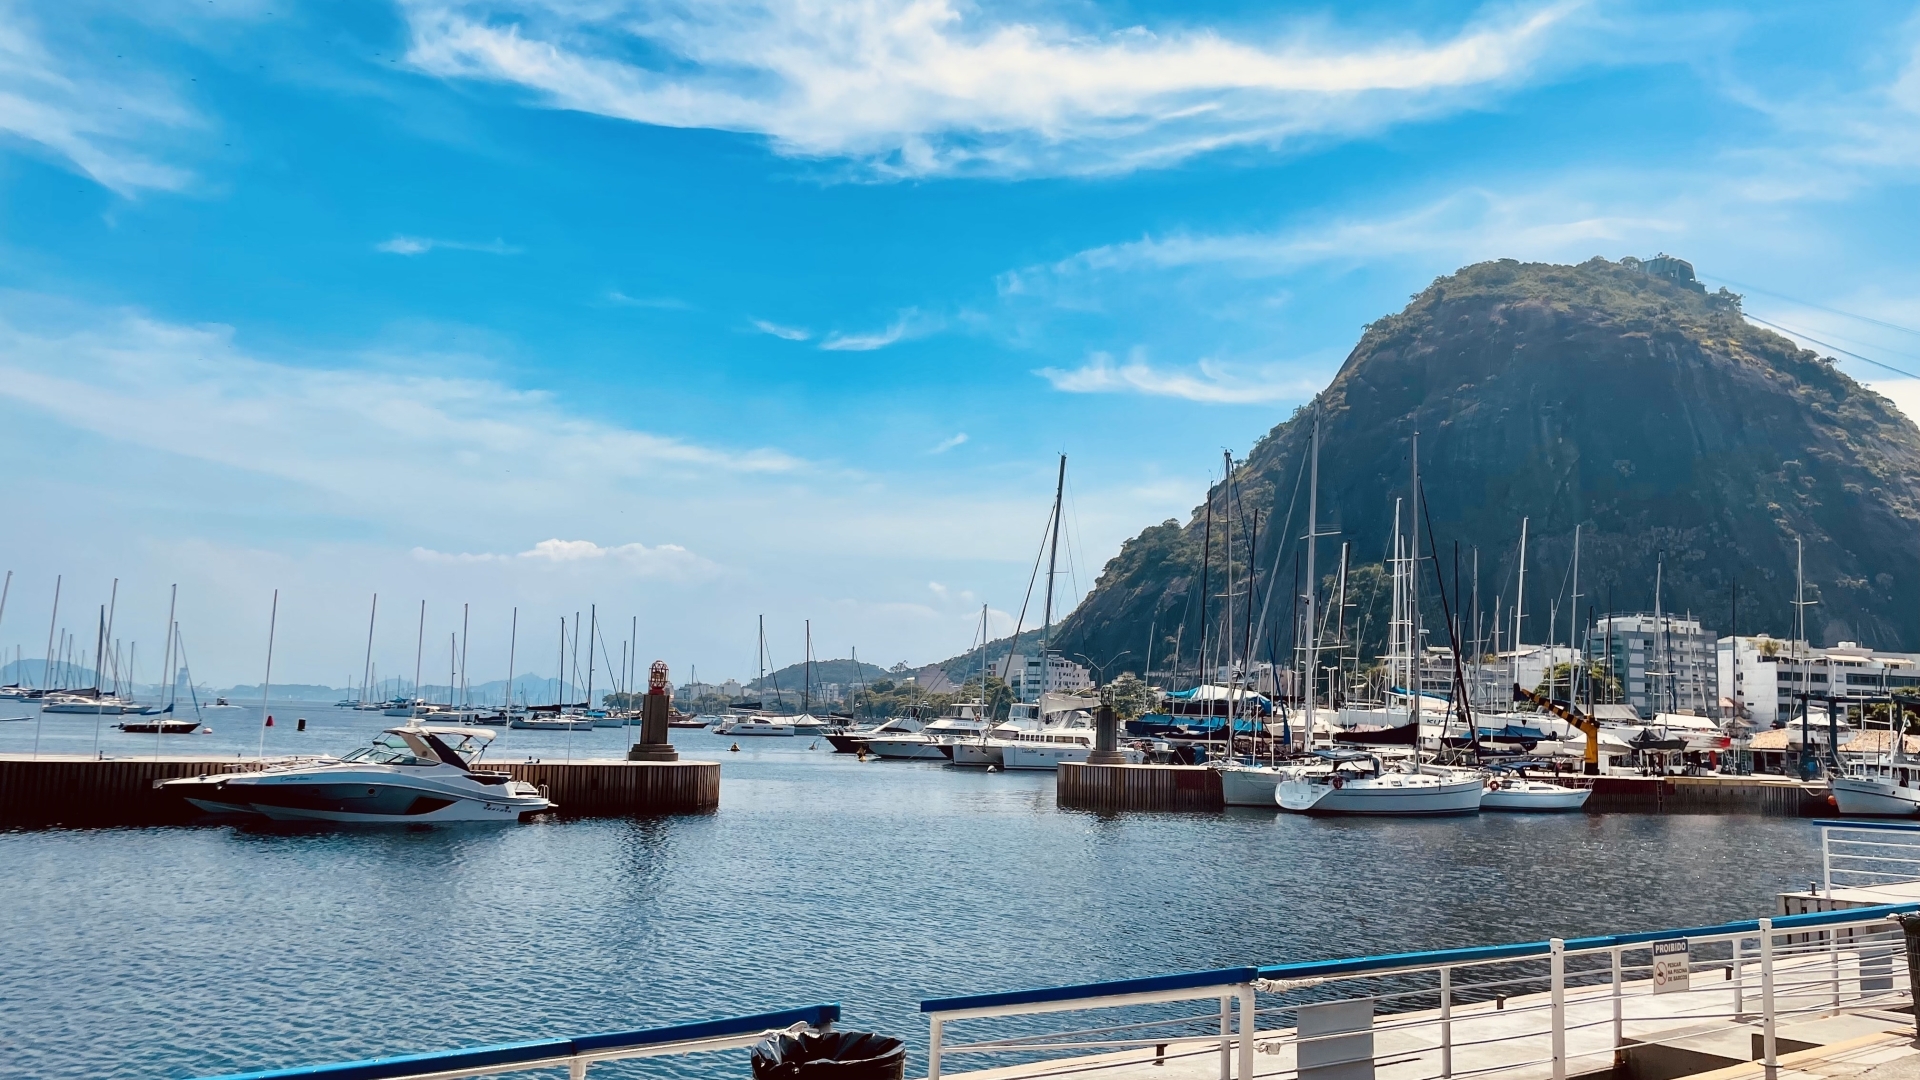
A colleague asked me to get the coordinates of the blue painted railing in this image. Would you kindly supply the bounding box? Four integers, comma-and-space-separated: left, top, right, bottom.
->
193, 1004, 840, 1080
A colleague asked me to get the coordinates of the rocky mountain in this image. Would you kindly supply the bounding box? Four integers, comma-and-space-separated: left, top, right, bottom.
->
1046, 256, 1920, 676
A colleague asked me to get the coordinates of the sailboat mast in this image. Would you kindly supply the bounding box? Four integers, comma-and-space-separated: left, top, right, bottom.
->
586, 605, 597, 711
1409, 431, 1420, 730
1305, 408, 1319, 752
803, 619, 812, 714
505, 607, 517, 710
1512, 517, 1529, 694
360, 594, 378, 708
1569, 524, 1581, 702
1041, 453, 1066, 651
460, 603, 471, 707
411, 599, 425, 716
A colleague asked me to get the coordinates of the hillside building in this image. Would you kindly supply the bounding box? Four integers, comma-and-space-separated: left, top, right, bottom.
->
1596, 614, 1719, 718
1008, 653, 1091, 701
1717, 636, 1920, 727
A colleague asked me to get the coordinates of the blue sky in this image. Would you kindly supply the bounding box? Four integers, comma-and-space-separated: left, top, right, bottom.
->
2, 0, 1919, 687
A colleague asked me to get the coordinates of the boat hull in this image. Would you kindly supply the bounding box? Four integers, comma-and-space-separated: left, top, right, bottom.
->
1480, 783, 1591, 812
1218, 765, 1287, 807
864, 738, 947, 760
949, 741, 1002, 766
166, 772, 552, 823
1278, 775, 1483, 815
1831, 776, 1920, 817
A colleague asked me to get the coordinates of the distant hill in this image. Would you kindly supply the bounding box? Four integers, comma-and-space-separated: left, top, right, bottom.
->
1040, 255, 1920, 671
750, 658, 890, 692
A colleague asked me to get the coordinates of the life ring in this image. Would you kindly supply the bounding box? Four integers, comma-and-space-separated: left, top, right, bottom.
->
1488, 780, 1502, 792
1331, 776, 1345, 790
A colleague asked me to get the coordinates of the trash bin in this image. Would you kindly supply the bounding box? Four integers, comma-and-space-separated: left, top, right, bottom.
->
751, 1029, 905, 1080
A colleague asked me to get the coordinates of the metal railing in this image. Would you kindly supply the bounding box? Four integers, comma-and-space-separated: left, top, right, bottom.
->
922, 904, 1920, 1080
191, 1004, 840, 1080
1822, 819, 1920, 896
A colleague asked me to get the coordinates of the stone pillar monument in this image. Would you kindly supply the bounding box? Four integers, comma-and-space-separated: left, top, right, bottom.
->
1086, 696, 1127, 765
627, 659, 679, 762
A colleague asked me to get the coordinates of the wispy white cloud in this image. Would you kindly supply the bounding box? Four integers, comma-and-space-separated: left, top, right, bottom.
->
0, 10, 199, 193
820, 309, 937, 351
752, 318, 812, 341
376, 234, 522, 256
0, 298, 803, 529
399, 0, 1586, 178
1038, 349, 1317, 404
929, 432, 968, 454
606, 290, 690, 309
412, 537, 716, 577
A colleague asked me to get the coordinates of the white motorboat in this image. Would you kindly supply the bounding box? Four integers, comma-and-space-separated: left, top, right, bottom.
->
1480, 777, 1591, 812
867, 707, 993, 760
1832, 759, 1920, 817
1276, 753, 1483, 815
715, 715, 796, 737
946, 704, 1044, 766
998, 712, 1144, 770
40, 693, 143, 714
508, 713, 594, 731
161, 724, 555, 823
826, 713, 927, 753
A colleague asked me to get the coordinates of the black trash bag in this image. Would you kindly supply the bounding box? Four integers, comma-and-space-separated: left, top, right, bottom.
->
750, 1029, 905, 1080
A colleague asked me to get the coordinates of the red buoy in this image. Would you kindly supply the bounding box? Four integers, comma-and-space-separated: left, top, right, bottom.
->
265, 715, 274, 727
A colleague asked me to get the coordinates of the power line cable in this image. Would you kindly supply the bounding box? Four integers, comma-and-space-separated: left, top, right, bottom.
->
1744, 314, 1920, 381
1703, 274, 1920, 339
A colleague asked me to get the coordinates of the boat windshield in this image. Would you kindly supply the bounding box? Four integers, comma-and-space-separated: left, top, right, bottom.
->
345, 732, 439, 766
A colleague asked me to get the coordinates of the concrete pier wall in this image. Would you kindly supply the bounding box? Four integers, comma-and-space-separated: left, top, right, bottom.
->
0, 755, 719, 826
1058, 762, 1831, 816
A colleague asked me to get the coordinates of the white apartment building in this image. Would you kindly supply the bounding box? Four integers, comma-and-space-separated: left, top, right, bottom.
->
1008, 653, 1092, 701
1717, 636, 1920, 727
1597, 614, 1718, 718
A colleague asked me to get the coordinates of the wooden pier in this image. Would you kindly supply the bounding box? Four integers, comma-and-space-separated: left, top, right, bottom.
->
0, 755, 719, 827
1058, 762, 1833, 816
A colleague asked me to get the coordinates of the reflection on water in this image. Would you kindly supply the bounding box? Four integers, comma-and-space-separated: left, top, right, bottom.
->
0, 708, 1824, 1079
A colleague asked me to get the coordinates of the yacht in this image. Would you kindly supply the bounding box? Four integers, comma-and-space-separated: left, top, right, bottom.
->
999, 712, 1145, 771
508, 712, 594, 731
865, 704, 993, 760
1832, 749, 1920, 817
714, 714, 796, 737
41, 692, 143, 714
1276, 752, 1483, 815
161, 724, 555, 823
826, 712, 927, 754
947, 703, 1044, 766
1480, 776, 1591, 811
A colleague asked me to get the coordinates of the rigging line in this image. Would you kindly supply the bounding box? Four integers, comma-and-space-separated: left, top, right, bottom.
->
998, 494, 1058, 683
1744, 314, 1920, 381
1703, 274, 1920, 340
1245, 424, 1312, 693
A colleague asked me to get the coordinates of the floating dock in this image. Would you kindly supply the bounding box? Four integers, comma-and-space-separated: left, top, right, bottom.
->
0, 755, 719, 827
1058, 762, 1832, 815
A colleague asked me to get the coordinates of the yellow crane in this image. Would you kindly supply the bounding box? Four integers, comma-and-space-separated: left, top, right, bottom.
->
1512, 684, 1601, 775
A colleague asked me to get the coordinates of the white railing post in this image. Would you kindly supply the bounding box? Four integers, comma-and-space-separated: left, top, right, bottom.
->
1440, 965, 1453, 1079
569, 1058, 588, 1080
1822, 827, 1832, 897
1733, 936, 1745, 1017
1611, 946, 1623, 1052
1760, 917, 1777, 1080
1237, 984, 1256, 1080
1219, 994, 1232, 1080
1551, 938, 1566, 1080
929, 1016, 943, 1080
1831, 926, 1843, 1012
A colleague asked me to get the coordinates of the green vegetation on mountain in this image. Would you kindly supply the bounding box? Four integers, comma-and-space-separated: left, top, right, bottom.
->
1045, 255, 1920, 676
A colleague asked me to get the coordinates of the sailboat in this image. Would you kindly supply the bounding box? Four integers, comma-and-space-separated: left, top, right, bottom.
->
1219, 412, 1316, 806
715, 617, 798, 736
787, 621, 830, 734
